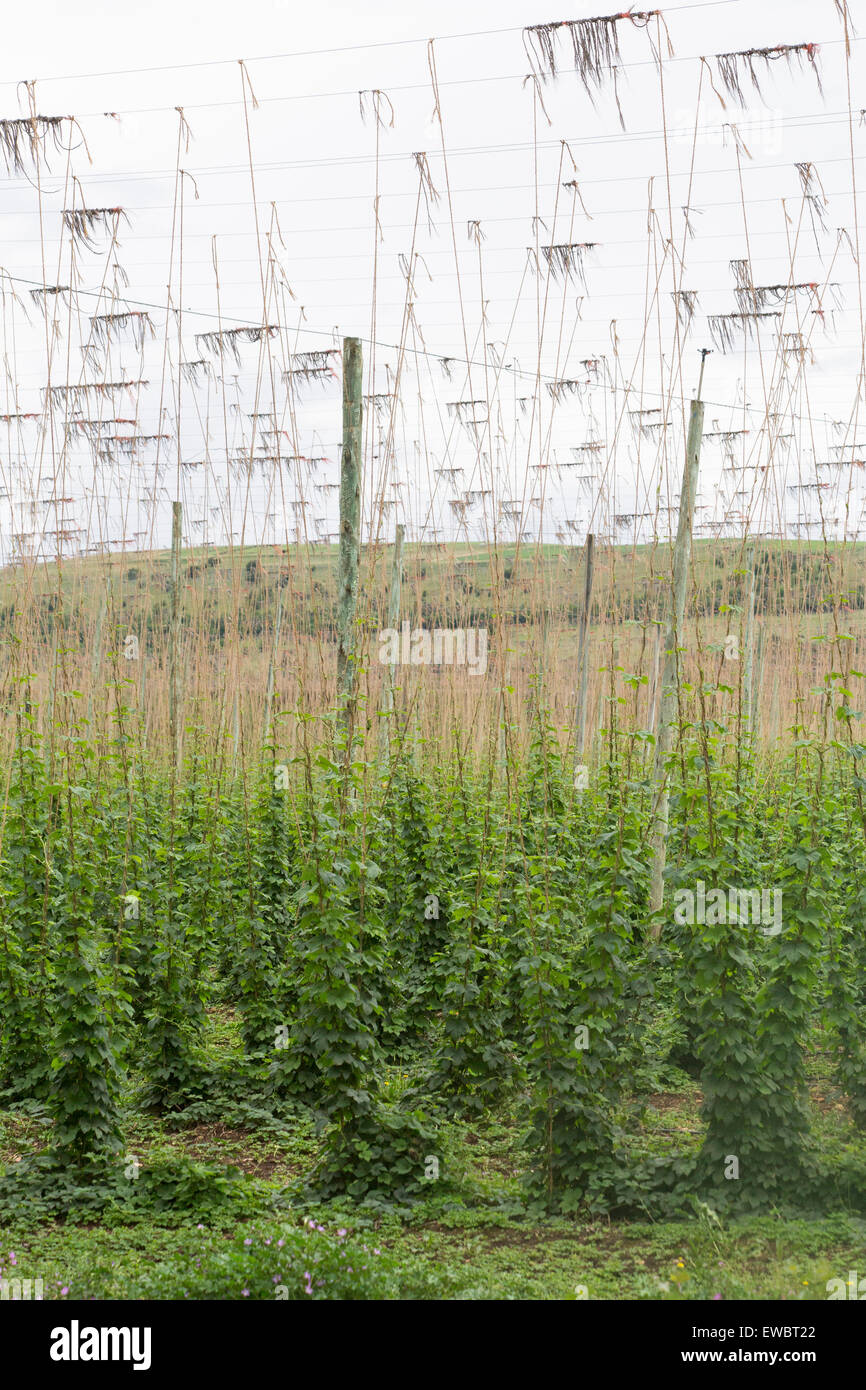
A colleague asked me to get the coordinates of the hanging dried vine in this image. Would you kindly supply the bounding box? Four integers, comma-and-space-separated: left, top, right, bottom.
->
43, 379, 149, 408
708, 310, 782, 352
89, 311, 155, 352
447, 399, 487, 423
179, 360, 211, 387
364, 392, 397, 420
61, 207, 130, 250
282, 348, 341, 383
547, 378, 586, 403
537, 242, 599, 289
524, 12, 661, 95
29, 284, 70, 306
672, 288, 699, 329
195, 325, 280, 366
734, 281, 822, 314
710, 44, 823, 106
795, 161, 830, 241
0, 115, 69, 174
682, 205, 704, 239
412, 152, 441, 233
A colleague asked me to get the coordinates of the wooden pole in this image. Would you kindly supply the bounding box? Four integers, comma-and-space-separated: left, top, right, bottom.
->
573, 532, 595, 766
649, 355, 708, 929
168, 500, 183, 770
647, 623, 662, 736
337, 337, 363, 738
378, 523, 404, 764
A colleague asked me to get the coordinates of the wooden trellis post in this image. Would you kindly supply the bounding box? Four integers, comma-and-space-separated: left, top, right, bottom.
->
337, 337, 362, 739
649, 352, 708, 930
647, 623, 662, 736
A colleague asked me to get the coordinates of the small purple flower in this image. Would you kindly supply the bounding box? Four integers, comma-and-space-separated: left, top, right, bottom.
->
244, 1238, 252, 1246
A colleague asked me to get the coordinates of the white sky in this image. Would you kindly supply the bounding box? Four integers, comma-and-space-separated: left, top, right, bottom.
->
0, 0, 864, 559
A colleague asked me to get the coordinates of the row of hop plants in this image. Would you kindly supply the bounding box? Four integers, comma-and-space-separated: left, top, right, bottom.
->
0, 680, 865, 1216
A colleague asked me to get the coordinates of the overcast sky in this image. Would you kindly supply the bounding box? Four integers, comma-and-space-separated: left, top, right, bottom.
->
0, 0, 863, 559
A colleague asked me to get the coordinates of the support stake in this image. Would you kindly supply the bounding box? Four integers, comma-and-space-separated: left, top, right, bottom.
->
337, 337, 363, 742
649, 352, 709, 932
